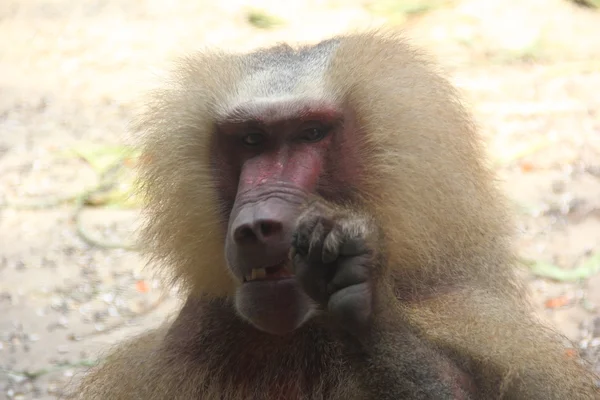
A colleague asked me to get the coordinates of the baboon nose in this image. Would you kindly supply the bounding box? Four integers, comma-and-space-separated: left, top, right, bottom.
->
233, 219, 284, 246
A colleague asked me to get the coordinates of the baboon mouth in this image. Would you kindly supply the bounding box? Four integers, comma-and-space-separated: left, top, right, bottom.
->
243, 264, 293, 282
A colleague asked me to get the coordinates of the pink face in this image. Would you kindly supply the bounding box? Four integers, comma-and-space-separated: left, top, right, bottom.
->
234, 113, 329, 194
210, 99, 363, 334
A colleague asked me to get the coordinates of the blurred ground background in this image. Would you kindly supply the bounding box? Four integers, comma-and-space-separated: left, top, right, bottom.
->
1, 0, 600, 398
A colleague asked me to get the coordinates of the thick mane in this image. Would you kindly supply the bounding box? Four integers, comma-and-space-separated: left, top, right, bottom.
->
134, 52, 243, 296
136, 31, 514, 297
326, 33, 515, 289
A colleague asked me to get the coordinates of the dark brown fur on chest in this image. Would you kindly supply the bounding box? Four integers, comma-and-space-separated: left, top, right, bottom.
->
163, 297, 359, 400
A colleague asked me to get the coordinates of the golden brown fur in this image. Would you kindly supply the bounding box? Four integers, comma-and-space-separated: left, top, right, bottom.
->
72, 31, 600, 399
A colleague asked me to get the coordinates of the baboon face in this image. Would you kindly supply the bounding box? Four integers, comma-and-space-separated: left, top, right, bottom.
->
213, 97, 362, 334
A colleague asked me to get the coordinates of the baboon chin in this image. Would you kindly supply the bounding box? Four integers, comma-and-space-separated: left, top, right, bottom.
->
72, 31, 600, 400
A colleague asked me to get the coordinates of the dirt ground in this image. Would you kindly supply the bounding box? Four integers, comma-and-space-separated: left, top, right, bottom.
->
1, 0, 599, 398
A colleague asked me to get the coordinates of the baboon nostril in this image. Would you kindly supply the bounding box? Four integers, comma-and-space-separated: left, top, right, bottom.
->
234, 225, 257, 244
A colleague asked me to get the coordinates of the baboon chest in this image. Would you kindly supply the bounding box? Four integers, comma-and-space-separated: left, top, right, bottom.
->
215, 339, 348, 400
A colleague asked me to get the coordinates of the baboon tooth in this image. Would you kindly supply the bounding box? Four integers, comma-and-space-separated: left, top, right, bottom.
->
251, 268, 266, 280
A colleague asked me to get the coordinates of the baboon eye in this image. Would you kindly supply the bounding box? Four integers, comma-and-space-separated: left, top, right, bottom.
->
242, 133, 266, 147
300, 127, 328, 143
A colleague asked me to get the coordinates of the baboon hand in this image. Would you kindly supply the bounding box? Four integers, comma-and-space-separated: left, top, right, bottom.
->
291, 200, 378, 331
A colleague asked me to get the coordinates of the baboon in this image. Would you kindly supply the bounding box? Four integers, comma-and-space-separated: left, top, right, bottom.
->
74, 31, 600, 399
